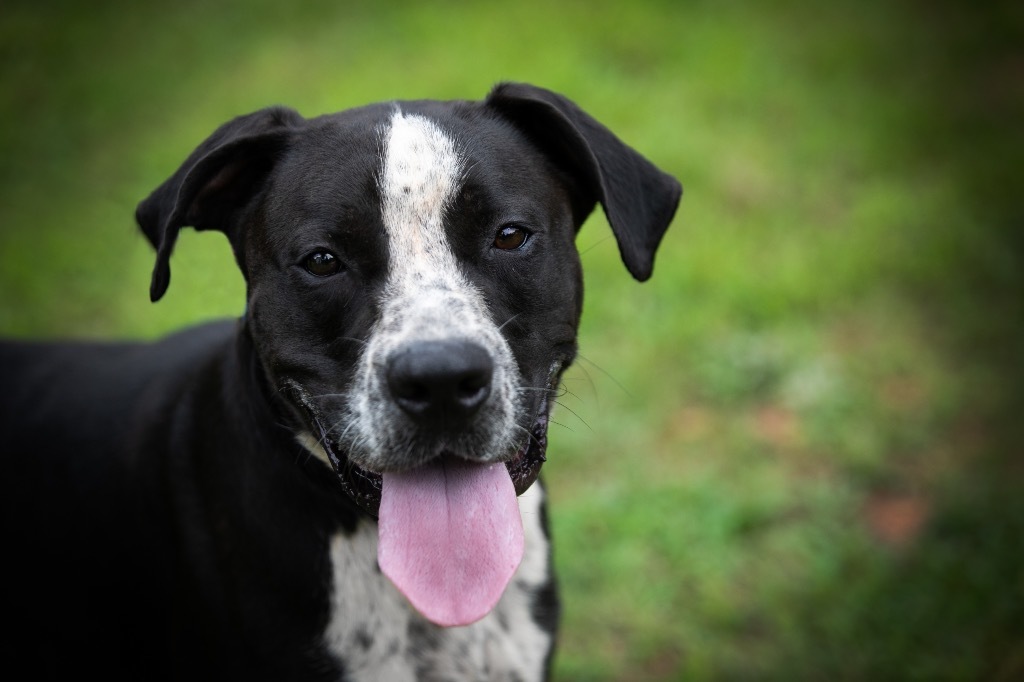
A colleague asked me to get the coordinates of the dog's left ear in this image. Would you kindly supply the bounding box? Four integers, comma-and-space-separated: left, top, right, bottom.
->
136, 106, 305, 302
486, 83, 681, 281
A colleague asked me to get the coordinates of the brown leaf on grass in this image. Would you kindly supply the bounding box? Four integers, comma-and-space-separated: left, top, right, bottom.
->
879, 376, 927, 412
864, 492, 931, 549
664, 405, 716, 444
751, 405, 804, 450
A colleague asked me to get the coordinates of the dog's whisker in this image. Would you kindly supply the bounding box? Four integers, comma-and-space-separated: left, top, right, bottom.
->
335, 421, 360, 449
511, 422, 542, 450
565, 361, 600, 406
312, 414, 357, 452
332, 336, 369, 347
557, 385, 581, 402
576, 353, 632, 398
551, 400, 592, 432
518, 384, 578, 402
329, 415, 360, 442
515, 386, 561, 397
496, 313, 521, 332
295, 447, 313, 466
577, 234, 615, 256
346, 335, 369, 346
547, 418, 574, 433
313, 430, 332, 451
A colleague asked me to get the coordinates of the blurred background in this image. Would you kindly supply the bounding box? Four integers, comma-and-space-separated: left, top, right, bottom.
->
1, 0, 1021, 679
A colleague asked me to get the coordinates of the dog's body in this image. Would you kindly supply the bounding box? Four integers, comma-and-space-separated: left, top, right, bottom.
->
0, 84, 679, 680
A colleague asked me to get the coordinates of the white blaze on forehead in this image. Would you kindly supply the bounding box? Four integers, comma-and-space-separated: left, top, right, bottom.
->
379, 111, 463, 281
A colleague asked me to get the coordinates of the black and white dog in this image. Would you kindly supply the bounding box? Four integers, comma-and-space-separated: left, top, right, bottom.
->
0, 83, 680, 680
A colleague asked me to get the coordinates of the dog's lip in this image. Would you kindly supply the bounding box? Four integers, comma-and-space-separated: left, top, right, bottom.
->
313, 395, 550, 519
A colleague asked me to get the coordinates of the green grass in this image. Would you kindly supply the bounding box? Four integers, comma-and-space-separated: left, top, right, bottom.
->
2, 0, 1022, 679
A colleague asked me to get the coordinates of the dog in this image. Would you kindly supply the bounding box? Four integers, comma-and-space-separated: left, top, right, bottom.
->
0, 82, 680, 680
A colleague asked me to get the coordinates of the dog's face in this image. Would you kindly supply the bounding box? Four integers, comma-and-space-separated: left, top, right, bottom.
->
137, 84, 680, 519
137, 83, 680, 626
246, 104, 583, 510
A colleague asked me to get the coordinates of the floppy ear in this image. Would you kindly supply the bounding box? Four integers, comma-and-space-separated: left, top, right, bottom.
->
136, 106, 305, 302
485, 82, 682, 281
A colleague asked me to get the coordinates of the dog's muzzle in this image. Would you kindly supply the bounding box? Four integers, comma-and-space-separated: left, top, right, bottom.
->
283, 350, 554, 519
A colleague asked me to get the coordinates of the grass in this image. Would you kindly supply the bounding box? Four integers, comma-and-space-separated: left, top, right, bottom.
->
1, 0, 1022, 679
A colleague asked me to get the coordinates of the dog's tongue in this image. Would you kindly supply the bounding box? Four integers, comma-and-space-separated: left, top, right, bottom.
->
378, 457, 523, 627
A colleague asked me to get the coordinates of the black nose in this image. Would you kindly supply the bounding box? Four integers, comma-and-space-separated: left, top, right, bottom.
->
386, 340, 494, 426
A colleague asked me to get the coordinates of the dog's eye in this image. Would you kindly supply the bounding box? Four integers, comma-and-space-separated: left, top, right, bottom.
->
303, 251, 341, 277
493, 225, 530, 251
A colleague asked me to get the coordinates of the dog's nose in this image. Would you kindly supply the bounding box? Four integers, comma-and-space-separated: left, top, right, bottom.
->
386, 340, 494, 426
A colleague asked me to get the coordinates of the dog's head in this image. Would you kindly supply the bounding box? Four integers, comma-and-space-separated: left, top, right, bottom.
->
137, 83, 680, 625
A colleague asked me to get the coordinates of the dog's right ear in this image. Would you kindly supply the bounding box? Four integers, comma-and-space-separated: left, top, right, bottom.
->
136, 106, 305, 302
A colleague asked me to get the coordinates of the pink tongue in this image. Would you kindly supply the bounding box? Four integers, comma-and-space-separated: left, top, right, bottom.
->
378, 458, 524, 627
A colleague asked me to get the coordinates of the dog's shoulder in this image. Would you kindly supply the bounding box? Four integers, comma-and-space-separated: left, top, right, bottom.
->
0, 319, 240, 475
0, 319, 237, 400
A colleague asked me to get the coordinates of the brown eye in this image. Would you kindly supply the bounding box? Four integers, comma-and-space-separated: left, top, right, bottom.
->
303, 251, 341, 277
493, 225, 530, 251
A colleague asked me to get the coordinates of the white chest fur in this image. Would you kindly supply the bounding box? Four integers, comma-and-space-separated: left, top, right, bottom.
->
321, 483, 554, 681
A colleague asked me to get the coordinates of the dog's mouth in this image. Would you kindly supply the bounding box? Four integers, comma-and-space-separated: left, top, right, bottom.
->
285, 383, 551, 520
283, 377, 554, 627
